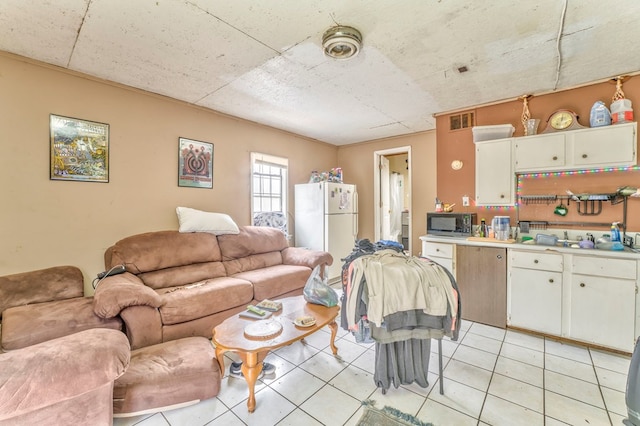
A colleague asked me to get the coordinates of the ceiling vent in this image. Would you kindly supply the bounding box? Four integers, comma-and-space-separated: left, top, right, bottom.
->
322, 26, 362, 60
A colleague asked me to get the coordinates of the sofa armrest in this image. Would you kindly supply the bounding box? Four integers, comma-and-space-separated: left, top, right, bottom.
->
120, 305, 164, 349
0, 328, 130, 421
282, 247, 333, 270
93, 272, 164, 319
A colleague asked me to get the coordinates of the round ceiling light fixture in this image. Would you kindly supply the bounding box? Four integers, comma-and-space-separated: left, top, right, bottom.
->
322, 25, 362, 60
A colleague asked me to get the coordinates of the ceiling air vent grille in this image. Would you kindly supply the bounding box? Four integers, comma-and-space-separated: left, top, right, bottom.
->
449, 112, 474, 131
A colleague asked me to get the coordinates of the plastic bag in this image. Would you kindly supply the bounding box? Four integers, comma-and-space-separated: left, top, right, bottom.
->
303, 265, 339, 307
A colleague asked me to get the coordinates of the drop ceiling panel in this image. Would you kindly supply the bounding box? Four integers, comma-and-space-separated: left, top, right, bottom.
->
0, 0, 89, 66
69, 0, 278, 103
0, 1, 639, 145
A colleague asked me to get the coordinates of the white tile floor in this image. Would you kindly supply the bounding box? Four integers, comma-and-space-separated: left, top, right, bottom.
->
113, 318, 632, 426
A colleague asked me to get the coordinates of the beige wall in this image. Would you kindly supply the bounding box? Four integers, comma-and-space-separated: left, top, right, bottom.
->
336, 132, 437, 255
0, 52, 338, 293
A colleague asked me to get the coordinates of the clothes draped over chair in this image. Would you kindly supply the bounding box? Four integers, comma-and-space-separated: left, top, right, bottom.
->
341, 240, 461, 392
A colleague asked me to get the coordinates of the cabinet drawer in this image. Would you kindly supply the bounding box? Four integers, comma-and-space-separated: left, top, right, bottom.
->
510, 250, 563, 272
572, 256, 637, 280
423, 242, 454, 259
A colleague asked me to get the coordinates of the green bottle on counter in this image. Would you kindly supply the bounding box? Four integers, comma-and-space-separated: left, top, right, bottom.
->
480, 218, 486, 237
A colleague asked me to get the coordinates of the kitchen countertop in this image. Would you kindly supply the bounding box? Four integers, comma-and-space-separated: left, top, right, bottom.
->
420, 234, 640, 260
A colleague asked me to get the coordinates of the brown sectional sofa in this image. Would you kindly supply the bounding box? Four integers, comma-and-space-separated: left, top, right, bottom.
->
93, 226, 332, 349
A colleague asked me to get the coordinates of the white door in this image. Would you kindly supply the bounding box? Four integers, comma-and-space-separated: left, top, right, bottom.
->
379, 156, 391, 240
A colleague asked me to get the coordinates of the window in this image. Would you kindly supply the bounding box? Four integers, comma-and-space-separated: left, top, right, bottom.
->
250, 153, 288, 233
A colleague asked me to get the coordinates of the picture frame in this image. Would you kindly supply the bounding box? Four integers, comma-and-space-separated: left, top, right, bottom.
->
178, 137, 214, 188
50, 114, 109, 183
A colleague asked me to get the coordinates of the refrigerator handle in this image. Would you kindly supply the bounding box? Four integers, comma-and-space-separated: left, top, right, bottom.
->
353, 191, 359, 238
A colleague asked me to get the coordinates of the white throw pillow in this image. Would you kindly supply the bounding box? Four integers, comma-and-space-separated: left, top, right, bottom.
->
176, 207, 240, 235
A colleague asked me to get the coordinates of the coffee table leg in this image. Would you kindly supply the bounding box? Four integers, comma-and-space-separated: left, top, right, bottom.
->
215, 346, 226, 373
238, 351, 266, 413
328, 320, 339, 355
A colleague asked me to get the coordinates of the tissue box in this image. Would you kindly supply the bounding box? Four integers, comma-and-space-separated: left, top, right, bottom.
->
472, 124, 515, 142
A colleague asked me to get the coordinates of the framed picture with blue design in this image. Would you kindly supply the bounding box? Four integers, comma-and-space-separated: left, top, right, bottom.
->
178, 137, 213, 188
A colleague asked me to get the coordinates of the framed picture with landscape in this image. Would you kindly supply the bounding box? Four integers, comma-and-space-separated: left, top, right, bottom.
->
49, 114, 110, 183
178, 137, 214, 188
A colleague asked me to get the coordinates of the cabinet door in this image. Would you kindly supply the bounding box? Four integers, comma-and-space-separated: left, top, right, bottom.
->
568, 122, 637, 168
422, 241, 455, 277
508, 267, 562, 335
475, 139, 515, 206
514, 133, 566, 172
456, 245, 507, 328
569, 274, 636, 352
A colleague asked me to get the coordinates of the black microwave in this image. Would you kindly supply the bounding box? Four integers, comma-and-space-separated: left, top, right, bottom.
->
426, 212, 476, 237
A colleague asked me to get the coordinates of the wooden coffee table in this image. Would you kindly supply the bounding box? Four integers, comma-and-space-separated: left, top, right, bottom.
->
212, 295, 340, 412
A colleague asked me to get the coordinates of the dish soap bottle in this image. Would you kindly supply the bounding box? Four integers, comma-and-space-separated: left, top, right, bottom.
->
611, 222, 621, 242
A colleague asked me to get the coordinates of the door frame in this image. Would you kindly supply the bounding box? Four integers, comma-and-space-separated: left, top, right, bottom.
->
373, 146, 412, 253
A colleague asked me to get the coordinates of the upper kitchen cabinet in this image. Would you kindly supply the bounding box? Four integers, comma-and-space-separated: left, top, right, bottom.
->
514, 133, 566, 171
475, 138, 515, 206
515, 122, 637, 173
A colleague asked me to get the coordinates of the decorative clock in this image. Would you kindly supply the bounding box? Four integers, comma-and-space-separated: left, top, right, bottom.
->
541, 109, 586, 133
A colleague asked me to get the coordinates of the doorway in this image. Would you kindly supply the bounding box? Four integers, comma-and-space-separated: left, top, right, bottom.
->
373, 146, 411, 253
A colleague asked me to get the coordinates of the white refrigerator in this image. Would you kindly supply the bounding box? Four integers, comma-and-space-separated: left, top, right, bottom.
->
295, 182, 358, 284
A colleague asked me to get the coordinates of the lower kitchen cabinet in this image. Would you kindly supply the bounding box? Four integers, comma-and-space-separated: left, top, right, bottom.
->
569, 275, 635, 351
508, 250, 563, 335
508, 248, 639, 353
456, 245, 507, 328
509, 267, 562, 335
568, 255, 637, 352
422, 240, 455, 278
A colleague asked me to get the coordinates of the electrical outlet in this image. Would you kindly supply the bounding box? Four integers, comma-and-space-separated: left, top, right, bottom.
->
462, 196, 470, 207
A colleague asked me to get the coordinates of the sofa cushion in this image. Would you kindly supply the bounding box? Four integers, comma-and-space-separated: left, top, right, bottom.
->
139, 261, 227, 290
0, 266, 83, 318
156, 277, 253, 325
107, 231, 221, 273
223, 252, 283, 276
217, 226, 288, 260
1, 297, 123, 351
233, 264, 312, 301
176, 206, 239, 235
113, 337, 220, 416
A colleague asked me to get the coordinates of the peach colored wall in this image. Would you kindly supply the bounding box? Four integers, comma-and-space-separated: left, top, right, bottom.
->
337, 132, 437, 255
436, 79, 640, 233
0, 52, 338, 293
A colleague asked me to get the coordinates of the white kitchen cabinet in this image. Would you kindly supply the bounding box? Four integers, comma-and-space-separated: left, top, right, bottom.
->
421, 240, 455, 278
568, 255, 637, 352
508, 250, 563, 335
569, 123, 637, 168
475, 138, 515, 206
514, 133, 565, 172
514, 122, 637, 172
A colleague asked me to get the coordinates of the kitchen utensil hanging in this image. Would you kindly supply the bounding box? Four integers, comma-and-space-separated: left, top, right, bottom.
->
577, 199, 603, 215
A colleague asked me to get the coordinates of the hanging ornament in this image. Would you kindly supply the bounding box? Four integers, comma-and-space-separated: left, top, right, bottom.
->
612, 76, 626, 102
520, 95, 532, 135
